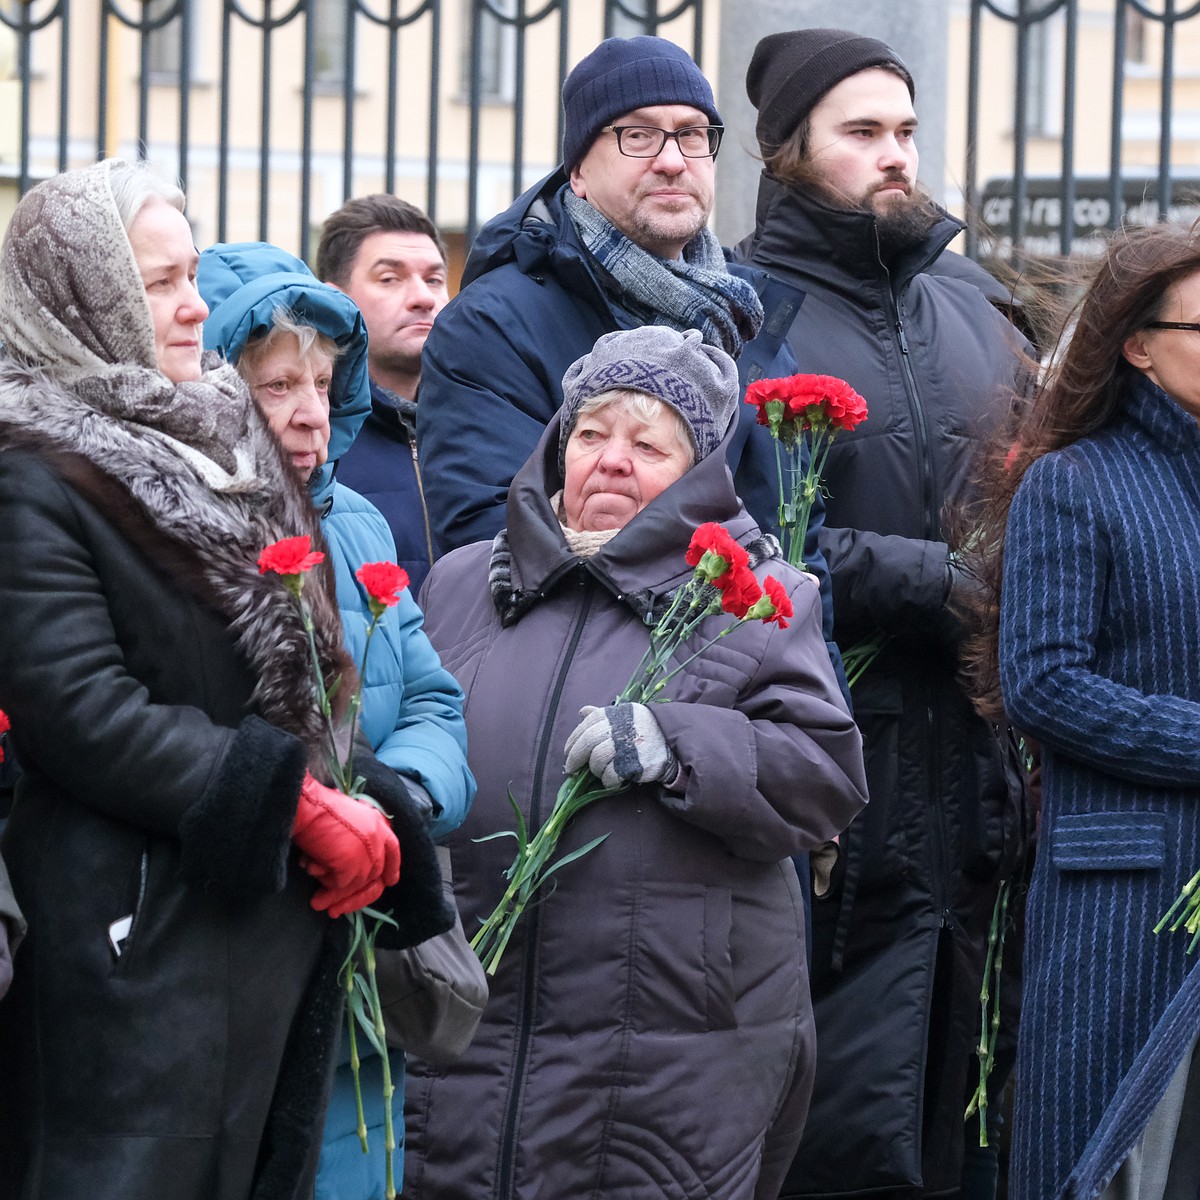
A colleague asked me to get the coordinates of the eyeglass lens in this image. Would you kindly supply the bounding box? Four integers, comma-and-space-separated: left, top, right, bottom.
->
615, 126, 721, 158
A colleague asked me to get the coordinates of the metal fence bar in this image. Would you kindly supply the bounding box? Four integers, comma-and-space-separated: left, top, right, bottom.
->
1059, 0, 1077, 256
1109, 0, 1127, 232
964, 0, 982, 260
1160, 0, 1177, 216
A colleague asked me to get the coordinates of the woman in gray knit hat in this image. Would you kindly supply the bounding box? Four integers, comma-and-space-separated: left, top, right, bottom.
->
403, 325, 867, 1199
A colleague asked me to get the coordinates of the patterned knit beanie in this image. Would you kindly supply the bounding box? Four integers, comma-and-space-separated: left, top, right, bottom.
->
561, 36, 721, 173
746, 27, 914, 155
558, 326, 738, 469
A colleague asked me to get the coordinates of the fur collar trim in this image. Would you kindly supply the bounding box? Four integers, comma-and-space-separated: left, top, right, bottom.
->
0, 356, 352, 752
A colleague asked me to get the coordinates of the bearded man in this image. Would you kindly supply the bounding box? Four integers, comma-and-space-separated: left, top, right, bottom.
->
733, 28, 1031, 1200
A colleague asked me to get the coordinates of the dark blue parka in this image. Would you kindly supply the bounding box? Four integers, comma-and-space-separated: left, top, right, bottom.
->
415, 169, 839, 665
336, 381, 437, 595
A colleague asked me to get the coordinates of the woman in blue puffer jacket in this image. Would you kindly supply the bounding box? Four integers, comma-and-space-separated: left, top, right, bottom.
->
199, 241, 476, 1198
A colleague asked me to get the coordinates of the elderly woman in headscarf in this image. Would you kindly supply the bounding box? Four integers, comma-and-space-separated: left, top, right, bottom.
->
0, 160, 451, 1200
403, 325, 869, 1200
198, 240, 477, 1200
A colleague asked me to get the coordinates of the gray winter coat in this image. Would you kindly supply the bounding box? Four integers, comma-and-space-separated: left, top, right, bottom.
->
403, 417, 867, 1200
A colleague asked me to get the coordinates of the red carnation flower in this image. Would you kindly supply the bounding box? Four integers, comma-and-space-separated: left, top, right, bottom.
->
757, 575, 794, 628
356, 562, 411, 612
258, 536, 325, 577
0, 709, 8, 764
717, 563, 764, 619
686, 522, 749, 584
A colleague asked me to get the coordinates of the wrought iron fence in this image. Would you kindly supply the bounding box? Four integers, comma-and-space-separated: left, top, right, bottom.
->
0, 0, 705, 262
1, 0, 1197, 266
963, 0, 1200, 260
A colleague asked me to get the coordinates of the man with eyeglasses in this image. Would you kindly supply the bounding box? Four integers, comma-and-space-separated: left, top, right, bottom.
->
415, 36, 836, 665
730, 29, 1034, 1200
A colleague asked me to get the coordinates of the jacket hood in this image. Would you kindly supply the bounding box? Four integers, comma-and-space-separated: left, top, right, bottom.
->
738, 172, 962, 292
197, 242, 372, 482
504, 407, 760, 612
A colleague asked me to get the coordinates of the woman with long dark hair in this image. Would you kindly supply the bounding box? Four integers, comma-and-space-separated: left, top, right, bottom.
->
968, 224, 1200, 1200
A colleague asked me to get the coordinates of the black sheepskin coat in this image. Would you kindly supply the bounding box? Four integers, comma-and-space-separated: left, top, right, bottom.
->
0, 444, 452, 1200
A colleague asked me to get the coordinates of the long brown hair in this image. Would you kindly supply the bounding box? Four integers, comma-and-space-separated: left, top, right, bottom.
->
963, 222, 1200, 720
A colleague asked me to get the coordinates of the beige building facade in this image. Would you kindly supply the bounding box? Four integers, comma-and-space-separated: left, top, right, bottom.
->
1, 1, 1197, 274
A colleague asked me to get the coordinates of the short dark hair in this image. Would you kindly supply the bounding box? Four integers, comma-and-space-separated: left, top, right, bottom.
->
763, 59, 913, 186
316, 194, 447, 287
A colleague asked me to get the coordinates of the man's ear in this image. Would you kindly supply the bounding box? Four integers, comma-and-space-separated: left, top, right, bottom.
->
568, 167, 587, 199
1122, 329, 1152, 371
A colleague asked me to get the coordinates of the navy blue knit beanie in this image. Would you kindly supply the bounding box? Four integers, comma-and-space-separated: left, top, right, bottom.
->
561, 36, 721, 173
746, 28, 914, 155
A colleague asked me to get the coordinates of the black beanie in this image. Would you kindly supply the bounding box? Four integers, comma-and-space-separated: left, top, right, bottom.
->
561, 36, 722, 174
746, 28, 914, 155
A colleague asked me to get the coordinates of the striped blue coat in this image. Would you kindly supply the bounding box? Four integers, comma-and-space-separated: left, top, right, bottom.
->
1000, 371, 1200, 1200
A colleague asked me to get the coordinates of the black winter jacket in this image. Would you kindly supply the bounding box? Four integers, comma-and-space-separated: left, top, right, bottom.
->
0, 446, 451, 1200
735, 177, 1030, 1198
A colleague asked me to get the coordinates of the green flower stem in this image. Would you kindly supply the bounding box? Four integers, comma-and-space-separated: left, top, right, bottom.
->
342, 945, 369, 1154
965, 879, 1011, 1144
1155, 867, 1200, 949
472, 767, 625, 974
344, 610, 384, 786
362, 935, 398, 1200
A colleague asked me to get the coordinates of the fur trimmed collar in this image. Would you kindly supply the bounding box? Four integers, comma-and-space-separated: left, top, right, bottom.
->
0, 356, 352, 752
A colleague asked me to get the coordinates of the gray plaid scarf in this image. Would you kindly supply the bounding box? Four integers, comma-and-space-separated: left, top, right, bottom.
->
563, 189, 763, 359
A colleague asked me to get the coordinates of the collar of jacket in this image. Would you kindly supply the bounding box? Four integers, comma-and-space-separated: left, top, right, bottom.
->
462, 168, 654, 330
493, 410, 771, 625
744, 172, 963, 297
1124, 369, 1200, 455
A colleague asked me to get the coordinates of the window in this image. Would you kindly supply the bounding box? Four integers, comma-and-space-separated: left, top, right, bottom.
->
1022, 10, 1063, 138
461, 0, 516, 103
609, 0, 651, 38
145, 0, 191, 82
313, 0, 349, 87
1126, 10, 1148, 66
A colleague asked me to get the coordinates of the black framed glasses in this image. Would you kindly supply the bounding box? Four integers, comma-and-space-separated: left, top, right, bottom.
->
602, 124, 724, 159
1146, 321, 1200, 334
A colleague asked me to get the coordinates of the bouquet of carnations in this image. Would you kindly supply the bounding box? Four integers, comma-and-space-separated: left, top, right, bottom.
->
470, 521, 794, 976
258, 536, 411, 1200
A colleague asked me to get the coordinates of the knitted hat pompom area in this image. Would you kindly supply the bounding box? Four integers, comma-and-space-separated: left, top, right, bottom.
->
561, 36, 722, 173
746, 27, 914, 156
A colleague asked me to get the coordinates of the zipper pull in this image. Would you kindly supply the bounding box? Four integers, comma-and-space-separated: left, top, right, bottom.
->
897, 321, 910, 355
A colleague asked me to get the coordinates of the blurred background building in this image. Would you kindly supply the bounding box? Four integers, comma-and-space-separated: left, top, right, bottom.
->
1, 0, 1197, 286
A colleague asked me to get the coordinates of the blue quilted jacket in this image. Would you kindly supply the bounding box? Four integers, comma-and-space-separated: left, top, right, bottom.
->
199, 242, 476, 1197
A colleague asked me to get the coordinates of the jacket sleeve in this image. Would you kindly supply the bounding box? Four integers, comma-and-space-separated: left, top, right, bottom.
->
370, 590, 477, 841
0, 852, 26, 956
0, 456, 305, 897
1001, 454, 1200, 786
650, 572, 868, 861
416, 288, 562, 554
820, 524, 953, 644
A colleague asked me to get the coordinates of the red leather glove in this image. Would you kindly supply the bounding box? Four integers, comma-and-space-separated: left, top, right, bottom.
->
292, 773, 401, 914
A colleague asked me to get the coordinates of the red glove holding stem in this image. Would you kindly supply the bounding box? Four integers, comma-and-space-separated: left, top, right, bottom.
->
292, 773, 401, 918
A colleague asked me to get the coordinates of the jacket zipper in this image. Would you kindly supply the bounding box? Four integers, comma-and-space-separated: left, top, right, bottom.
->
880, 241, 951, 917
497, 572, 594, 1200
410, 440, 436, 568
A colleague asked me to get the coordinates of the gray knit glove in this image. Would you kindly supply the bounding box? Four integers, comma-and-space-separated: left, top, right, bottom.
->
564, 703, 679, 790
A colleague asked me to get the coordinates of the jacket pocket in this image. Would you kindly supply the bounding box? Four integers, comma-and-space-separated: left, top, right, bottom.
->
1051, 811, 1165, 872
110, 844, 150, 972
630, 883, 736, 1034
